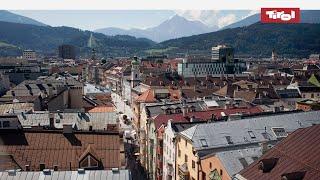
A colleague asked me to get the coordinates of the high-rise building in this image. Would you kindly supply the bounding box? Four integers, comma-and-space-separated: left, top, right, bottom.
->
23, 50, 36, 61
178, 45, 246, 77
58, 45, 76, 59
211, 45, 234, 62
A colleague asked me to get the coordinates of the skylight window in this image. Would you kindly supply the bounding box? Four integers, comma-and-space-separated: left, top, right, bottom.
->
248, 131, 256, 138
272, 127, 288, 138
200, 139, 208, 147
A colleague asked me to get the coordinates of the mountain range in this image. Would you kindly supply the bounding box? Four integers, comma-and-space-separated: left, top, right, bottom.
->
0, 10, 46, 26
0, 10, 319, 58
155, 23, 320, 57
0, 21, 155, 57
95, 15, 218, 42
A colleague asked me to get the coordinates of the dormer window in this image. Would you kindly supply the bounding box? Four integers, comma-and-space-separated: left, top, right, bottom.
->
272, 127, 288, 138
79, 155, 99, 169
79, 145, 100, 169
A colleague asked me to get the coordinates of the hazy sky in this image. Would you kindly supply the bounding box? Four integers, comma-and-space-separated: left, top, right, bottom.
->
12, 10, 257, 31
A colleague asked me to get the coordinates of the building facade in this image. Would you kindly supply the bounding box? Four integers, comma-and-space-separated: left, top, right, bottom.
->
23, 50, 36, 61
58, 45, 76, 59
178, 46, 246, 77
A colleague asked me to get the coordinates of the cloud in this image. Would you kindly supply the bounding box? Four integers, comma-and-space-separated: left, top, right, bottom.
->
217, 14, 236, 28
174, 10, 259, 28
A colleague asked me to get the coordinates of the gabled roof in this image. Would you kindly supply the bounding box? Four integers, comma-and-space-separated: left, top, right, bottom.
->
135, 89, 157, 103
0, 129, 122, 171
239, 124, 320, 180
179, 111, 320, 153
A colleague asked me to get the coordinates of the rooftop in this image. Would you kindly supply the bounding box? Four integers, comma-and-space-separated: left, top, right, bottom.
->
239, 124, 320, 180
179, 111, 320, 154
0, 129, 123, 171
17, 112, 118, 130
0, 169, 131, 180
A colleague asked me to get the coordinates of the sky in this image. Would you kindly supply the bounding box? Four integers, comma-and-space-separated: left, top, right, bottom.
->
12, 10, 258, 31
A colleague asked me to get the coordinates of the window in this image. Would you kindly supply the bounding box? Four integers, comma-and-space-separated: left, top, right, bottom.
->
225, 136, 233, 144
248, 131, 256, 138
79, 155, 99, 169
209, 162, 212, 169
252, 156, 259, 161
220, 169, 223, 176
192, 160, 195, 169
185, 139, 188, 147
2, 121, 10, 128
178, 149, 181, 157
200, 139, 208, 147
272, 127, 288, 138
185, 155, 188, 163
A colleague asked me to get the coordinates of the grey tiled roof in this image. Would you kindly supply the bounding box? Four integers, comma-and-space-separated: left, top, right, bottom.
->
0, 169, 131, 180
216, 147, 262, 176
18, 112, 118, 130
180, 111, 320, 151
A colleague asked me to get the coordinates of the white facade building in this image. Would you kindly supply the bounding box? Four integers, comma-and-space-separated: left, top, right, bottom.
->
163, 120, 177, 180
23, 50, 36, 61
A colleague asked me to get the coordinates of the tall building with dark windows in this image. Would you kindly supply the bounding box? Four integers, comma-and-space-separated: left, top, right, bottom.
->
58, 45, 76, 59
178, 45, 246, 77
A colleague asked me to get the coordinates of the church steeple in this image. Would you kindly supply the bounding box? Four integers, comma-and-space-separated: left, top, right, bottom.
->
131, 56, 140, 88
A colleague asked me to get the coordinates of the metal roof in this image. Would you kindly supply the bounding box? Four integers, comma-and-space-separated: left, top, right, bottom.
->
180, 111, 320, 152
18, 112, 118, 130
0, 169, 131, 180
216, 147, 262, 177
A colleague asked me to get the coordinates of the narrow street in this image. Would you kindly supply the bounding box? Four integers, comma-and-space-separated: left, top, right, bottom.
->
124, 142, 148, 180
112, 92, 148, 179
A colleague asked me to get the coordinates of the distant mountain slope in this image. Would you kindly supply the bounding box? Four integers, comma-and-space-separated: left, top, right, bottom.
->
0, 21, 155, 57
96, 15, 218, 42
155, 23, 320, 57
0, 10, 46, 26
223, 10, 320, 29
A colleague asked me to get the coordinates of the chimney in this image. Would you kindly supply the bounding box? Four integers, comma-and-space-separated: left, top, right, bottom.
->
25, 165, 30, 171
39, 163, 45, 171
261, 141, 269, 154
182, 105, 187, 117
63, 124, 73, 134
190, 116, 195, 122
49, 113, 54, 129
54, 165, 58, 171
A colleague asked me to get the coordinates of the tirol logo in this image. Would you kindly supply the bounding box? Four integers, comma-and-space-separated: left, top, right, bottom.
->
261, 8, 300, 23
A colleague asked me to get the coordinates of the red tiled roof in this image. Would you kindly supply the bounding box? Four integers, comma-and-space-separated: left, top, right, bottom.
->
153, 106, 263, 130
0, 129, 122, 171
240, 124, 320, 180
135, 89, 157, 103
87, 106, 115, 113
